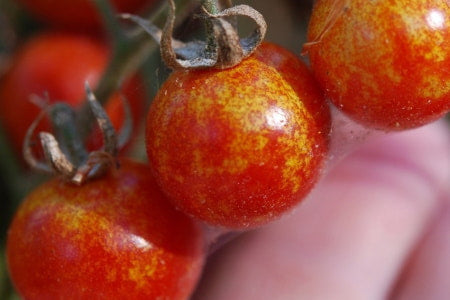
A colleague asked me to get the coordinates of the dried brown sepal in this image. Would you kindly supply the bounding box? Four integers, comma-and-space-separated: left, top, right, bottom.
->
23, 108, 54, 174
72, 151, 117, 185
122, 0, 266, 70
85, 83, 118, 157
217, 0, 237, 29
208, 9, 243, 68
160, 0, 215, 69
40, 132, 76, 177
23, 84, 128, 185
208, 4, 266, 54
29, 92, 50, 110
120, 13, 210, 63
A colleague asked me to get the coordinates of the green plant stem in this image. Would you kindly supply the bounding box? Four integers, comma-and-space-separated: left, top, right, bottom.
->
201, 0, 221, 56
76, 0, 197, 139
202, 0, 220, 14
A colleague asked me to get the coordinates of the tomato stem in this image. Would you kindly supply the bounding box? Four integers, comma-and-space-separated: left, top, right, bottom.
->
201, 0, 219, 57
202, 0, 220, 14
76, 0, 197, 139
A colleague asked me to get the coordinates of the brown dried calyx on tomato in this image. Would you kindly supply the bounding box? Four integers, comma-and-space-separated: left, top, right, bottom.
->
121, 0, 267, 70
23, 83, 132, 185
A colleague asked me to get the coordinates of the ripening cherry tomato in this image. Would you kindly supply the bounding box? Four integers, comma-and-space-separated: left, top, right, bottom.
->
306, 0, 450, 130
6, 159, 205, 299
0, 32, 145, 158
17, 0, 159, 31
146, 44, 330, 229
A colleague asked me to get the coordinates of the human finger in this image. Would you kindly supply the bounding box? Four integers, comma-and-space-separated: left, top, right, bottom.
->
193, 120, 450, 300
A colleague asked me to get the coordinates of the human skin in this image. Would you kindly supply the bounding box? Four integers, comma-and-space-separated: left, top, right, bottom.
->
192, 119, 450, 300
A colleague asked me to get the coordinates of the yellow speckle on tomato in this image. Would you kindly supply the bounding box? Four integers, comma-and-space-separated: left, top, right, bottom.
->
307, 0, 450, 130
128, 253, 160, 289
399, 2, 448, 63
420, 74, 450, 99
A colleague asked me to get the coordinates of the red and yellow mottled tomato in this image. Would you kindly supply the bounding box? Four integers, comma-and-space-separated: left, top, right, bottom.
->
253, 42, 331, 135
0, 32, 145, 157
146, 44, 330, 229
17, 0, 159, 31
306, 0, 450, 130
6, 159, 205, 299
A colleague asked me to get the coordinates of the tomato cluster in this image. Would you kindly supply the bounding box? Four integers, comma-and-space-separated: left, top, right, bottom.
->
2, 0, 449, 298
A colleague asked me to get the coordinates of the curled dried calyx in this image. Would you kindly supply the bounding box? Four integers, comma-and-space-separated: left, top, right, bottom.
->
23, 83, 132, 185
121, 0, 267, 70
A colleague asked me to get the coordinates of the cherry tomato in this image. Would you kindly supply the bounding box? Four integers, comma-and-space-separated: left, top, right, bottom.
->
0, 32, 145, 158
17, 0, 159, 31
145, 44, 330, 229
306, 0, 450, 130
6, 159, 205, 299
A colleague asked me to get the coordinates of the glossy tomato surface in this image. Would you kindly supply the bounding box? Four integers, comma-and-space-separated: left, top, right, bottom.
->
307, 0, 450, 130
146, 49, 330, 229
17, 0, 159, 30
6, 159, 205, 299
253, 42, 331, 135
0, 32, 145, 157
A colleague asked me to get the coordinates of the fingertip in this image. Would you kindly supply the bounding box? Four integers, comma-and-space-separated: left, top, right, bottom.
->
391, 201, 450, 300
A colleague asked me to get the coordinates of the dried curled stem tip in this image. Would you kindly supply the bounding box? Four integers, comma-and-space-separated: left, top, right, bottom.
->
23, 85, 129, 185
71, 151, 117, 185
85, 82, 117, 156
40, 132, 76, 177
23, 107, 54, 174
123, 0, 267, 70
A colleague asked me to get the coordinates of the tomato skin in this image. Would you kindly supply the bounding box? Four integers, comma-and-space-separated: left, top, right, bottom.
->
307, 0, 450, 130
0, 32, 145, 157
17, 0, 159, 31
253, 42, 331, 138
146, 47, 330, 229
6, 159, 205, 299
